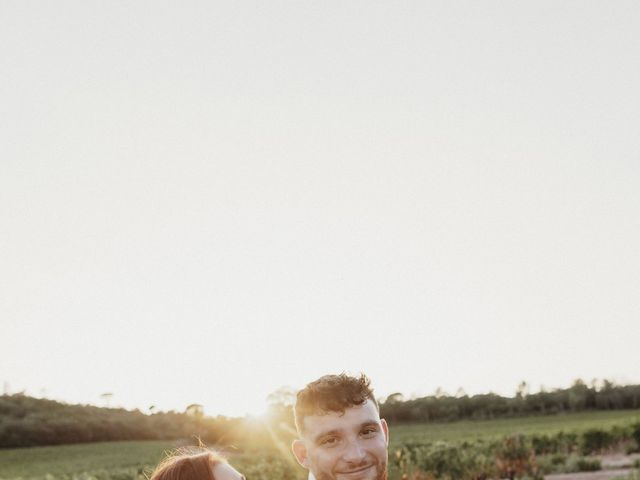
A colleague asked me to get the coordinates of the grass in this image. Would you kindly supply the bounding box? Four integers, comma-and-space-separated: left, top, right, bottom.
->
612, 471, 640, 480
0, 440, 305, 480
388, 409, 640, 446
0, 441, 174, 479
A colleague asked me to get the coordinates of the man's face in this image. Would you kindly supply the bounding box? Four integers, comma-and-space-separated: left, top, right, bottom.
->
292, 400, 389, 480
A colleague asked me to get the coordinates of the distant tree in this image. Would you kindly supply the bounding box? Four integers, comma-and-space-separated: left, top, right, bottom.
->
568, 378, 589, 411
434, 387, 447, 398
100, 392, 113, 407
266, 386, 295, 407
385, 392, 405, 404
186, 403, 204, 418
516, 381, 529, 399
265, 387, 296, 432
455, 387, 467, 398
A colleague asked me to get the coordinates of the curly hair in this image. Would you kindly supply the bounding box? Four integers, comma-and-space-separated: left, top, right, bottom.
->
294, 373, 378, 432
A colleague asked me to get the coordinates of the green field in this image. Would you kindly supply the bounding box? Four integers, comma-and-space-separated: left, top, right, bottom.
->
0, 441, 173, 479
389, 409, 640, 446
0, 440, 304, 480
1, 409, 640, 480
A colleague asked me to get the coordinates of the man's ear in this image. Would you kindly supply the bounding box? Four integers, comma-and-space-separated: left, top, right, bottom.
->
381, 418, 389, 445
292, 439, 309, 468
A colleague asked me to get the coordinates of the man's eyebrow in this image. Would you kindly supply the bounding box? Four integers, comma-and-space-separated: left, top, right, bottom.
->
310, 420, 381, 441
360, 419, 380, 428
313, 429, 341, 442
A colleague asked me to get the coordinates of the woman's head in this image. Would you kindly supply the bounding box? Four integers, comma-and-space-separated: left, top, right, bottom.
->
149, 450, 244, 480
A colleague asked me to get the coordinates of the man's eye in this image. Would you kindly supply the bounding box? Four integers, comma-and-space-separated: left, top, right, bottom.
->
320, 437, 338, 446
361, 427, 378, 437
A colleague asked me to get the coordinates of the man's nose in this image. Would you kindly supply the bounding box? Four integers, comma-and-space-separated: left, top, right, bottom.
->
342, 439, 366, 462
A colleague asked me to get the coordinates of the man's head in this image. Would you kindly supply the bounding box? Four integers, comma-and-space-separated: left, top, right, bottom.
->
292, 374, 389, 480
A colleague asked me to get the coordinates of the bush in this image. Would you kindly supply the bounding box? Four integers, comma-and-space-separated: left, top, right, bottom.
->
531, 434, 553, 455
495, 435, 540, 480
536, 454, 567, 475
531, 431, 581, 455
632, 423, 640, 447
419, 442, 470, 480
614, 470, 640, 480
625, 442, 640, 454
574, 458, 602, 472
392, 440, 501, 480
581, 428, 614, 454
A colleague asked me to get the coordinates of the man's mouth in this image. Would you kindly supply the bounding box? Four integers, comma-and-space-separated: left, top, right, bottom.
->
336, 465, 375, 477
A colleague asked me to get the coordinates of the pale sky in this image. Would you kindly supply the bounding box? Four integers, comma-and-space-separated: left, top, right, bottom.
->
1, 1, 639, 417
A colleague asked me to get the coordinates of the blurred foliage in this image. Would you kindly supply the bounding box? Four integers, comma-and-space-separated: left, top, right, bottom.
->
494, 435, 539, 480
611, 470, 640, 480
389, 419, 640, 480
381, 380, 640, 423
0, 394, 296, 449
573, 457, 602, 472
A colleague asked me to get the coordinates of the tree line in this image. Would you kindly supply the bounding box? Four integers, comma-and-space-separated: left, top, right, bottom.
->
1, 380, 639, 448
0, 394, 250, 448
379, 380, 640, 423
